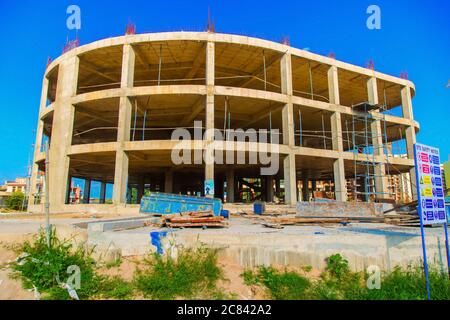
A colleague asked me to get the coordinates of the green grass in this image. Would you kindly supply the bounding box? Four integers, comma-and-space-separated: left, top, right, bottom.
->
10, 227, 101, 300
134, 246, 222, 299
98, 276, 134, 300
242, 254, 450, 300
243, 266, 311, 300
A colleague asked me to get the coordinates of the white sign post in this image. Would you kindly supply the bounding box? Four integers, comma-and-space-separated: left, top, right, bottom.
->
414, 143, 450, 300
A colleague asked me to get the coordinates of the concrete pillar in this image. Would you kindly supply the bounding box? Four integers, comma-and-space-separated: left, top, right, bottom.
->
48, 56, 79, 212
328, 65, 340, 105
204, 41, 215, 198
83, 179, 91, 204
401, 86, 417, 200
280, 52, 297, 205
367, 77, 379, 105
333, 158, 347, 201
165, 170, 173, 193
99, 181, 106, 204
226, 168, 235, 203
113, 44, 135, 205
28, 76, 50, 210
266, 176, 274, 203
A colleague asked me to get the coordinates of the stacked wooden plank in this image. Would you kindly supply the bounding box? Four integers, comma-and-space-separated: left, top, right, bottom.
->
162, 211, 228, 229
383, 201, 420, 227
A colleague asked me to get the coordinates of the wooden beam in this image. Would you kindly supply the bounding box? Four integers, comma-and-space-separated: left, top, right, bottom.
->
76, 106, 117, 126
181, 97, 205, 126
239, 53, 281, 88
185, 44, 206, 79
244, 104, 283, 127
79, 60, 118, 82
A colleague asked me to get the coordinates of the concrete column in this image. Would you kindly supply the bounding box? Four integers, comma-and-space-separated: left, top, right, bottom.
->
204, 41, 215, 197
165, 170, 173, 193
266, 176, 274, 203
367, 77, 379, 105
48, 56, 79, 212
328, 65, 340, 105
401, 86, 417, 200
28, 76, 50, 210
99, 181, 106, 204
226, 168, 235, 203
280, 52, 297, 205
113, 44, 135, 205
333, 158, 347, 201
83, 179, 91, 204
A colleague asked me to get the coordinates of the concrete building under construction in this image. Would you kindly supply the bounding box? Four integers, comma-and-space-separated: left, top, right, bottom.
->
28, 31, 419, 214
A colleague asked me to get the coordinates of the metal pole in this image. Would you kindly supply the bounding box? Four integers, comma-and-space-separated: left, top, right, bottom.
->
44, 140, 50, 247
142, 109, 147, 141
269, 109, 273, 144
132, 100, 138, 141
224, 97, 228, 138
158, 44, 162, 86
321, 112, 326, 149
299, 110, 303, 147
414, 145, 431, 300
263, 50, 267, 91
308, 62, 314, 100
444, 223, 450, 279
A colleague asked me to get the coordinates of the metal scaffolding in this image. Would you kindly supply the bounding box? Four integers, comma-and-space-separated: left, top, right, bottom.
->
350, 101, 393, 202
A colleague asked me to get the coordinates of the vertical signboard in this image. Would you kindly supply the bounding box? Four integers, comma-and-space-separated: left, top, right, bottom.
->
414, 143, 450, 299
414, 143, 447, 225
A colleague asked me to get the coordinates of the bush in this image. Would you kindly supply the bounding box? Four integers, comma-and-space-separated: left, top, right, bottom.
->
363, 265, 450, 300
5, 191, 26, 211
10, 227, 101, 300
134, 247, 222, 299
242, 266, 311, 300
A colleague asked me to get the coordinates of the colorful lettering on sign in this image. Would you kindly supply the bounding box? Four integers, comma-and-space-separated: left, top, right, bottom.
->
432, 166, 441, 176
431, 155, 440, 165
420, 153, 429, 162
434, 177, 442, 186
423, 176, 431, 184
425, 211, 434, 221
423, 199, 433, 209
423, 188, 433, 197
422, 164, 430, 174
435, 188, 443, 197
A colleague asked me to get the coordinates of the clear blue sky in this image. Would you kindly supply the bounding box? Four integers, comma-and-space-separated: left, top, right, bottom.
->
0, 0, 449, 183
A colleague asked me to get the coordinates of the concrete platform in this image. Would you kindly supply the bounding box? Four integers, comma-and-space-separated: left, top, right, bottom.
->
86, 217, 450, 273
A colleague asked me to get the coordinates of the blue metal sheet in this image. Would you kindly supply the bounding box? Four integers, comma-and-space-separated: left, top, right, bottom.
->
140, 192, 223, 216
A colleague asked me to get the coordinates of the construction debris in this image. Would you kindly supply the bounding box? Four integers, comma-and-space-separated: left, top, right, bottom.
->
383, 201, 420, 227
162, 211, 228, 229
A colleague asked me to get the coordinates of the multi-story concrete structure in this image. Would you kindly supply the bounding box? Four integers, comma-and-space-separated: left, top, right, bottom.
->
28, 32, 419, 214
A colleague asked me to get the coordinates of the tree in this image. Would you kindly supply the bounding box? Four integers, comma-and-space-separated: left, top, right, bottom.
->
5, 191, 26, 211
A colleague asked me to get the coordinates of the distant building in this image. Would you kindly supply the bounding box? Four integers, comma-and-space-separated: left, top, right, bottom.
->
0, 178, 28, 208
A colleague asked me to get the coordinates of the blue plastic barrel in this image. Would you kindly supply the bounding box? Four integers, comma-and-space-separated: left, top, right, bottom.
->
253, 201, 266, 215
221, 210, 229, 219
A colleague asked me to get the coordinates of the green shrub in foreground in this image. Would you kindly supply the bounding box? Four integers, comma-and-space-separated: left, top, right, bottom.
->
243, 266, 311, 300
134, 247, 222, 299
10, 227, 101, 300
